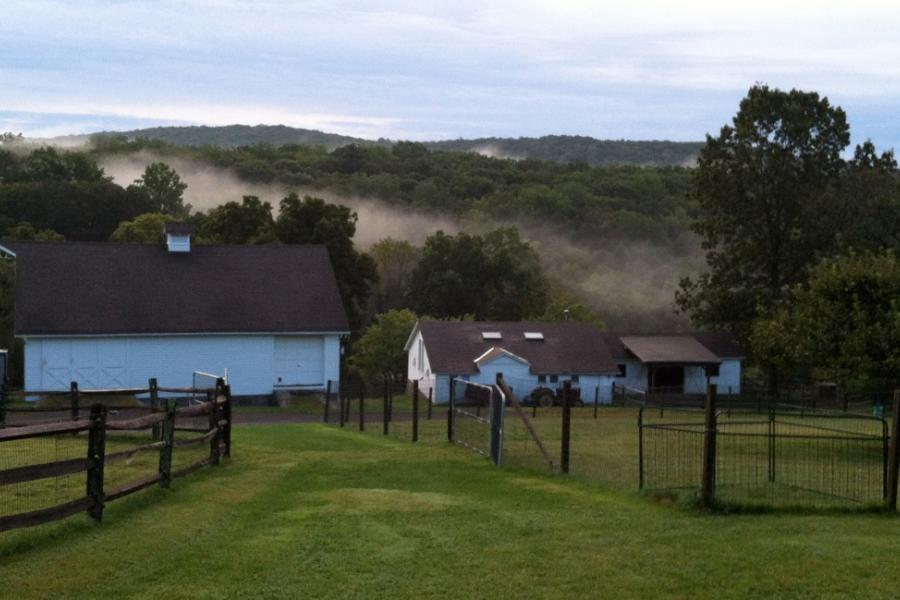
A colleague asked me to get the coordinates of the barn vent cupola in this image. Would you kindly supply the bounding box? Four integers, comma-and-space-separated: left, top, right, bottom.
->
164, 222, 194, 253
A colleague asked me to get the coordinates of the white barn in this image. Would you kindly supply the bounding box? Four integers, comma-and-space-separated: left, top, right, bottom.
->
5, 225, 349, 397
405, 321, 621, 404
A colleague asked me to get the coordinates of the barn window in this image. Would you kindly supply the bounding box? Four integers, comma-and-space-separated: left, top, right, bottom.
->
549, 375, 559, 383
538, 375, 546, 384
706, 365, 720, 377
571, 375, 580, 383
617, 364, 627, 377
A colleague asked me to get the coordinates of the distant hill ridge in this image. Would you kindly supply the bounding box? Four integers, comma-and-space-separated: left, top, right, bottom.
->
96, 124, 703, 167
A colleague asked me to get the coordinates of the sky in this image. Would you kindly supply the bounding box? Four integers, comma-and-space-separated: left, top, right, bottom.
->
3, 0, 900, 148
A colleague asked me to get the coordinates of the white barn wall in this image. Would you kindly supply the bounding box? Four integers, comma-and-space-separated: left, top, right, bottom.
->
24, 334, 341, 396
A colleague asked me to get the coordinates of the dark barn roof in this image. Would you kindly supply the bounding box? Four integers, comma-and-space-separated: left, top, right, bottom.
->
9, 241, 349, 336
619, 336, 720, 366
410, 321, 620, 376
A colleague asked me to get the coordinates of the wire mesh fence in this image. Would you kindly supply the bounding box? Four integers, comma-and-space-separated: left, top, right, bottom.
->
640, 406, 890, 508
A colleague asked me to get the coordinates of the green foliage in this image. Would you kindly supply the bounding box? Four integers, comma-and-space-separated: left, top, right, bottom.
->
751, 251, 900, 391
200, 196, 275, 244
130, 162, 188, 216
368, 238, 419, 314
3, 222, 65, 241
109, 213, 170, 243
677, 85, 898, 344
349, 309, 419, 382
409, 228, 549, 320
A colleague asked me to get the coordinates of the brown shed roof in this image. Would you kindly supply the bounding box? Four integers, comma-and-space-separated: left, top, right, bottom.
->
619, 336, 720, 366
599, 331, 745, 363
410, 321, 620, 376
9, 241, 349, 336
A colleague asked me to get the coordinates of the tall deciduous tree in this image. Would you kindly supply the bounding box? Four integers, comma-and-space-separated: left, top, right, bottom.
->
676, 85, 852, 342
109, 213, 170, 243
201, 195, 275, 244
350, 309, 419, 382
131, 162, 188, 216
368, 238, 419, 314
409, 228, 549, 320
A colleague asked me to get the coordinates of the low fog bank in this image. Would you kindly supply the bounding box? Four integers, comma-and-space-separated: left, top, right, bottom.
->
100, 153, 700, 330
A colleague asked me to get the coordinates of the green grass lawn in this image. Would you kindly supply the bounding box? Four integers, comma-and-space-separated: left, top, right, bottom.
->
2, 423, 900, 598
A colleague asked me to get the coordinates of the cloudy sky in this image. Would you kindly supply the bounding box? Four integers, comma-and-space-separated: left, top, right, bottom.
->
3, 0, 900, 148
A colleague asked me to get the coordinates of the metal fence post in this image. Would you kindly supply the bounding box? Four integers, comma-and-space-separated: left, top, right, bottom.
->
768, 406, 776, 483
448, 378, 455, 443
324, 380, 332, 423
86, 404, 107, 522
700, 384, 718, 509
638, 407, 644, 490
382, 380, 389, 435
412, 380, 419, 442
159, 399, 175, 488
561, 381, 571, 474
886, 390, 900, 511
70, 381, 80, 421
359, 382, 365, 432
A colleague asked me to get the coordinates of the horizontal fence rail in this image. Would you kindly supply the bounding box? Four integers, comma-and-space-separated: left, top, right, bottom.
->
0, 378, 232, 534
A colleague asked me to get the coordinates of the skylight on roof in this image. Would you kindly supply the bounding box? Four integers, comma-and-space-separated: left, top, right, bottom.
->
524, 332, 544, 340
481, 331, 502, 340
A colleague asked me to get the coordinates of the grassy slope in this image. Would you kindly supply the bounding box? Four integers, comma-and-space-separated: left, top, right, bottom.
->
1, 424, 899, 599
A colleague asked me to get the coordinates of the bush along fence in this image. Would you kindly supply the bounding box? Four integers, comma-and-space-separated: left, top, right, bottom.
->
640, 386, 900, 510
0, 378, 232, 533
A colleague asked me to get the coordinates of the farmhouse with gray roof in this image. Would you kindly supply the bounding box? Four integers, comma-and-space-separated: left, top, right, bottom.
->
3, 231, 349, 396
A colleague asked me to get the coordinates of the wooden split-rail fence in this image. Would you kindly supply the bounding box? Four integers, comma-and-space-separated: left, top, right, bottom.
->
0, 378, 233, 533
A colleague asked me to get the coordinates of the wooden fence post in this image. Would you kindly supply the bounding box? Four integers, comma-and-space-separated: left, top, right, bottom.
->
638, 407, 644, 490
86, 404, 107, 522
427, 387, 433, 420
149, 378, 160, 441
70, 381, 80, 421
339, 386, 346, 428
561, 381, 572, 474
359, 382, 365, 432
768, 406, 776, 483
159, 399, 175, 488
222, 383, 232, 458
593, 386, 600, 419
209, 388, 221, 466
700, 384, 718, 509
412, 380, 419, 442
324, 380, 332, 423
886, 390, 900, 511
0, 382, 6, 427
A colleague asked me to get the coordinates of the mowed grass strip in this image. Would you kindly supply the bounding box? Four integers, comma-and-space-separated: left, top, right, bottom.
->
0, 424, 899, 599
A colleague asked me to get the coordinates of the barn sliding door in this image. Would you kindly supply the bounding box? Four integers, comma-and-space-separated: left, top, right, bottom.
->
273, 337, 325, 387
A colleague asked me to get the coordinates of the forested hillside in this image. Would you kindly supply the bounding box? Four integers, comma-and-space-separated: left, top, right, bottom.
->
72, 126, 702, 167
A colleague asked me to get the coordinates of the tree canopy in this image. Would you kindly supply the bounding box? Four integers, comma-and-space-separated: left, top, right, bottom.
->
349, 309, 419, 382
130, 162, 188, 216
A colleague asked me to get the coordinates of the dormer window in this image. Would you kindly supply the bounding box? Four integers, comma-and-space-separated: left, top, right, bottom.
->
481, 332, 502, 340
524, 332, 544, 341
